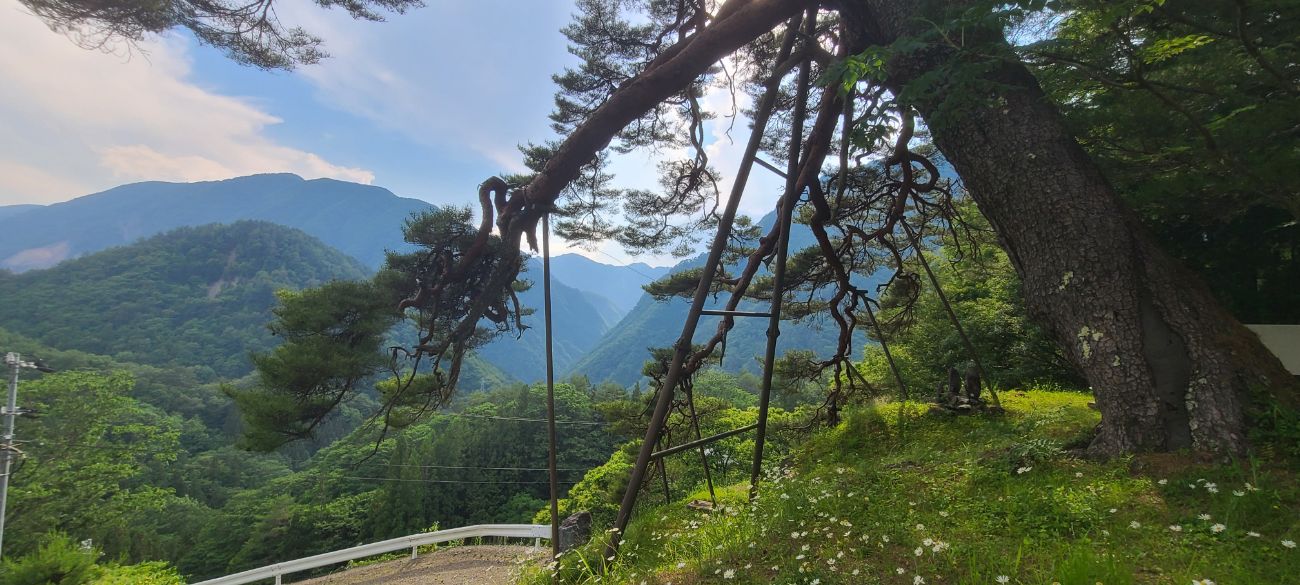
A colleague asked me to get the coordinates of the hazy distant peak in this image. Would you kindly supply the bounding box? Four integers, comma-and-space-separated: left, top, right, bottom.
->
0, 173, 434, 271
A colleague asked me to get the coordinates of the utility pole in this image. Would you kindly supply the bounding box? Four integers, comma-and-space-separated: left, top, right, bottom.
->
1, 352, 52, 560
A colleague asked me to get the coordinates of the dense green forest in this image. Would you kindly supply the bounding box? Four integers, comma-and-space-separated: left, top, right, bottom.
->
0, 319, 626, 580
2, 0, 1297, 582
0, 204, 1092, 582
0, 221, 370, 378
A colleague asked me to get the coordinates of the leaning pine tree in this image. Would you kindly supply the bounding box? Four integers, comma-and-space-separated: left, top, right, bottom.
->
71, 1, 1289, 462
435, 0, 1294, 458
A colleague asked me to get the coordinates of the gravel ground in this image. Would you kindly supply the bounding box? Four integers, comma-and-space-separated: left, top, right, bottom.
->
289, 545, 547, 585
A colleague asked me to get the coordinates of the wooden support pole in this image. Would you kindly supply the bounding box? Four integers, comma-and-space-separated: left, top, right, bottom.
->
605, 17, 800, 564
900, 222, 1001, 408
542, 214, 562, 559
751, 10, 813, 502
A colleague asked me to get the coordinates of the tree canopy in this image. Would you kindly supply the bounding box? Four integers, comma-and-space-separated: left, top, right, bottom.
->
19, 0, 423, 69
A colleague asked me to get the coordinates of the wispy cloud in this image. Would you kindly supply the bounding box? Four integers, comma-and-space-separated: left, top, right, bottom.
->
280, 0, 575, 176
0, 1, 373, 205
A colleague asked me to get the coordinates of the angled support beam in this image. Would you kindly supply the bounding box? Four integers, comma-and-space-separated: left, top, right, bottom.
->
603, 15, 803, 565
753, 156, 788, 179
701, 309, 772, 318
652, 423, 758, 459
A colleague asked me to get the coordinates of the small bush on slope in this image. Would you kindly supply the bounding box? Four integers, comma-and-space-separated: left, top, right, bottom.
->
526, 390, 1299, 584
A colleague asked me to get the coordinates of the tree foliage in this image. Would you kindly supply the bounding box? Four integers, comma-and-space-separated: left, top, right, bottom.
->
859, 205, 1083, 396
227, 280, 397, 450
19, 0, 423, 69
229, 207, 534, 448
1021, 0, 1300, 323
3, 371, 184, 561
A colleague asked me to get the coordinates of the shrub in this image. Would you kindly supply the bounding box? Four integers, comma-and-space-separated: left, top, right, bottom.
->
1, 533, 98, 585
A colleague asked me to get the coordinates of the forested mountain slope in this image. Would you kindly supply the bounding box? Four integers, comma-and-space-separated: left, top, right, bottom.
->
547, 253, 669, 317
0, 203, 40, 221
473, 258, 623, 382
568, 212, 882, 386
0, 221, 372, 377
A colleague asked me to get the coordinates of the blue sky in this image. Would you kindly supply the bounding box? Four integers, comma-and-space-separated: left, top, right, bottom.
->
0, 0, 784, 264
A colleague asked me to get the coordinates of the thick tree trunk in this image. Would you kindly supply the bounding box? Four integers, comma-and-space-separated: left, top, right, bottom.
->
846, 1, 1296, 455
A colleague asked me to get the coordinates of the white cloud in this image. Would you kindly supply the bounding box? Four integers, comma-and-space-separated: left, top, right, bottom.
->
0, 160, 94, 205
278, 0, 574, 175
0, 2, 373, 205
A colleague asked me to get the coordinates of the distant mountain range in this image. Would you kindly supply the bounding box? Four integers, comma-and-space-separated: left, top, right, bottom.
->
0, 173, 876, 389
474, 257, 624, 381
0, 203, 41, 221
564, 210, 879, 386
546, 254, 669, 315
0, 174, 430, 271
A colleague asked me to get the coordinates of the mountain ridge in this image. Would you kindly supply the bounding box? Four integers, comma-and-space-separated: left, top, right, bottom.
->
566, 210, 882, 386
0, 220, 372, 377
0, 174, 432, 271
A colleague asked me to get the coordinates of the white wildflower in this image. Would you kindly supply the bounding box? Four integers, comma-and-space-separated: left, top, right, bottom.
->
723, 569, 735, 579
996, 577, 1010, 584
1283, 539, 1297, 549
1211, 523, 1226, 533
1169, 525, 1183, 532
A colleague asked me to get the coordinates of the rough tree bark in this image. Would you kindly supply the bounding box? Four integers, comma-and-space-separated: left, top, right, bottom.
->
844, 0, 1297, 455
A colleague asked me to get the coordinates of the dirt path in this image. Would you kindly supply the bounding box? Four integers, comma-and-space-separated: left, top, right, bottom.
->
290, 545, 547, 585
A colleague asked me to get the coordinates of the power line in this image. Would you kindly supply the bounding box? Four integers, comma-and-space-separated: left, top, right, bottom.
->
371, 462, 588, 472
592, 249, 664, 283
438, 412, 605, 426
338, 476, 579, 485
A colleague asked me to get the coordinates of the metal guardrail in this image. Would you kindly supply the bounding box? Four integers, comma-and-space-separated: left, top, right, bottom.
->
190, 523, 551, 585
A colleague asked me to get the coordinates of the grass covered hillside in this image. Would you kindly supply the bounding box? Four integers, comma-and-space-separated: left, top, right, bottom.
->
532, 391, 1299, 584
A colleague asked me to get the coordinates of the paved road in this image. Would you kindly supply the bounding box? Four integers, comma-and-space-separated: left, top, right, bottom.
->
291, 545, 546, 585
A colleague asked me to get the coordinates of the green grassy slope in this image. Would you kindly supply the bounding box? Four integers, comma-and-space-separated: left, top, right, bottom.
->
534, 391, 1299, 584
